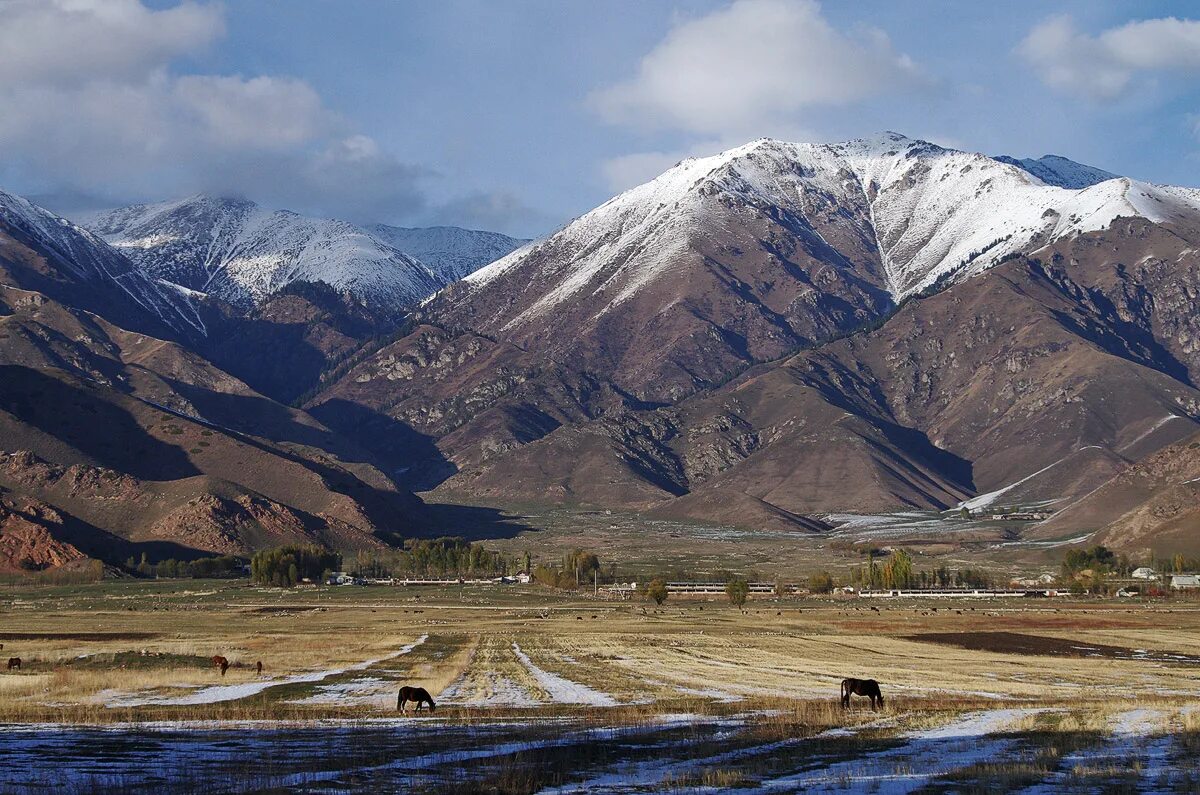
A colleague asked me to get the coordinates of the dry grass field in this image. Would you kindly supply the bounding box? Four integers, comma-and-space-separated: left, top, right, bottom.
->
2, 579, 1200, 792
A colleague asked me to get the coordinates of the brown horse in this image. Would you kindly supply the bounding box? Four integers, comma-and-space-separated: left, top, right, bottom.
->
397, 686, 436, 713
841, 677, 884, 710
212, 655, 230, 677
255, 661, 263, 676
6, 657, 19, 671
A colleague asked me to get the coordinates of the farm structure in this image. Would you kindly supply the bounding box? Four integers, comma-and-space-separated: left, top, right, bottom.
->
859, 588, 1068, 599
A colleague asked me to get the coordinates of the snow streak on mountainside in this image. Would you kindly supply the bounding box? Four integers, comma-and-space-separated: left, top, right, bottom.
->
82, 196, 445, 311
0, 189, 205, 337
368, 225, 528, 282
993, 154, 1117, 189
465, 133, 1200, 319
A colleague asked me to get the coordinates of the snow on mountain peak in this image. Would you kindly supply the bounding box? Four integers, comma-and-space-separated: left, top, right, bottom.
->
464, 132, 1200, 320
80, 197, 433, 311
993, 154, 1117, 189
0, 188, 207, 336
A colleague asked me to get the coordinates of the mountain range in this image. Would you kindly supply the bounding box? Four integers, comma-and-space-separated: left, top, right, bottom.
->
3, 132, 1200, 572
82, 195, 527, 312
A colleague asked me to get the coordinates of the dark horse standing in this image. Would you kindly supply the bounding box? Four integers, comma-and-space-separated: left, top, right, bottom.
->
6, 657, 19, 671
841, 678, 884, 710
397, 686, 436, 713
212, 655, 230, 677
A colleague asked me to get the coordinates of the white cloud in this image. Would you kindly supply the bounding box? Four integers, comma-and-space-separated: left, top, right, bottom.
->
0, 0, 224, 88
589, 0, 923, 138
1019, 15, 1200, 100
0, 0, 431, 225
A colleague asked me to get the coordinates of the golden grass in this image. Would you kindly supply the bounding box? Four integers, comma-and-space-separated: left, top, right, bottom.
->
4, 582, 1200, 728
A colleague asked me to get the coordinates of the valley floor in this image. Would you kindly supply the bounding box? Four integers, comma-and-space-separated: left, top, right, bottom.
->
3, 581, 1200, 791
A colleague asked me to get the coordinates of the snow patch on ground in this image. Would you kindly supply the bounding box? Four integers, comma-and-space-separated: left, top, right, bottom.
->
438, 670, 540, 708
512, 643, 618, 706
745, 707, 1046, 793
103, 635, 427, 707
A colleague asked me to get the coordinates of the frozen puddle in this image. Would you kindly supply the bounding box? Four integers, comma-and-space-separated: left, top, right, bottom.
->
745, 707, 1045, 794
104, 635, 428, 707
512, 643, 618, 706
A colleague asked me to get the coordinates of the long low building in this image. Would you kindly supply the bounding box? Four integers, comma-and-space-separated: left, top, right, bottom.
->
666, 582, 779, 594
859, 588, 1068, 598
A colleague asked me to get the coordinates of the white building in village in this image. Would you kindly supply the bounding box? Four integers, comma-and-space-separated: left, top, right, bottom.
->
1131, 567, 1159, 580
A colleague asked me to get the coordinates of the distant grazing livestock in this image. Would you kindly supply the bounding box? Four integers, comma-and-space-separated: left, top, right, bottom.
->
255, 661, 263, 676
7, 657, 20, 671
211, 655, 230, 677
397, 686, 436, 713
841, 678, 884, 710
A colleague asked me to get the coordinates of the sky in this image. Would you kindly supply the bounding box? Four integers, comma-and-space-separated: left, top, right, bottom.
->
2, 0, 1200, 237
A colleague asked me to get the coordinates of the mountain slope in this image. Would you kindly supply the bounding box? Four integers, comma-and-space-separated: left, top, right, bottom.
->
1, 189, 205, 339
441, 231, 1200, 525
368, 224, 528, 282
81, 196, 444, 311
1, 193, 428, 567
1030, 430, 1200, 555
993, 154, 1117, 189
312, 134, 1200, 508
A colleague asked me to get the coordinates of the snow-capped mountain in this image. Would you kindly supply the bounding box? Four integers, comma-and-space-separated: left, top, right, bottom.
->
367, 225, 528, 282
465, 132, 1200, 312
0, 189, 205, 337
80, 196, 446, 311
993, 154, 1117, 189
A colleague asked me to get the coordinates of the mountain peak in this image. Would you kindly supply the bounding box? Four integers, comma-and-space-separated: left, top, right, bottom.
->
992, 153, 1117, 189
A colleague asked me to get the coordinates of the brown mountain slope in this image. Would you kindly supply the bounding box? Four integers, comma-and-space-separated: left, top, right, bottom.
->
432, 229, 1200, 528
1029, 431, 1200, 554
0, 199, 426, 566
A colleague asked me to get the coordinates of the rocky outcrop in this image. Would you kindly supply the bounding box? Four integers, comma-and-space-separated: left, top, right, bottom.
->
0, 494, 89, 572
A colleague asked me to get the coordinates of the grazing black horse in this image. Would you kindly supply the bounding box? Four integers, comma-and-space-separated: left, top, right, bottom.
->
841, 677, 884, 710
397, 686, 436, 713
6, 657, 20, 671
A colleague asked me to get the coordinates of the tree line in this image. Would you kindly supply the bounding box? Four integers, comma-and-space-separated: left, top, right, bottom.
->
123, 553, 243, 580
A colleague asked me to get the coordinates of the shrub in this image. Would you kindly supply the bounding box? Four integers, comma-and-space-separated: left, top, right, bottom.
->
726, 578, 749, 608
646, 578, 668, 606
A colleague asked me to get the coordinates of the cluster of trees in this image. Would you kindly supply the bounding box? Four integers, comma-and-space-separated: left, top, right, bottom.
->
250, 545, 341, 587
1061, 545, 1121, 580
123, 553, 243, 580
849, 549, 994, 590
1058, 546, 1200, 595
344, 538, 524, 580
1154, 554, 1200, 575
533, 549, 612, 589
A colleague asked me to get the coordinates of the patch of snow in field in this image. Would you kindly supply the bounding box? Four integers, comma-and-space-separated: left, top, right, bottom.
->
1016, 708, 1174, 794
288, 676, 393, 707
103, 635, 427, 707
745, 707, 1046, 793
438, 670, 540, 708
512, 643, 618, 706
